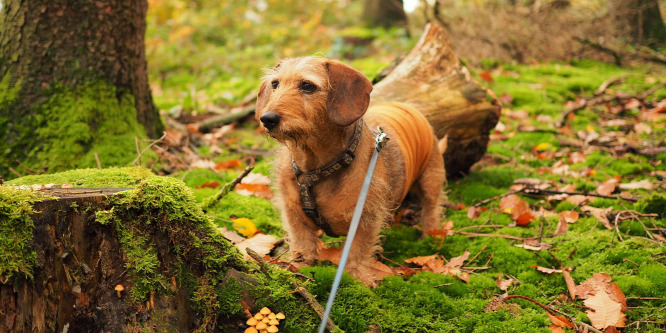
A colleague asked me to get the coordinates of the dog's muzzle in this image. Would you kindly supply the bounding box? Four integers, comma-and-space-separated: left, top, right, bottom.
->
260, 111, 280, 131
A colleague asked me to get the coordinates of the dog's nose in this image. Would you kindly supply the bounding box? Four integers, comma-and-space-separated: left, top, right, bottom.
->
260, 111, 280, 130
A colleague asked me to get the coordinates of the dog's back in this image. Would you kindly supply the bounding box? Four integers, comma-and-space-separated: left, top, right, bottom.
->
365, 102, 435, 200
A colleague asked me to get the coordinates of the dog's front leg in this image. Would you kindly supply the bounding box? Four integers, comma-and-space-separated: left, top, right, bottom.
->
344, 204, 388, 287
281, 205, 321, 265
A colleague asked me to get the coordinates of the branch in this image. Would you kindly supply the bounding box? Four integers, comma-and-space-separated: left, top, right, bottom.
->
202, 163, 254, 211
133, 131, 167, 166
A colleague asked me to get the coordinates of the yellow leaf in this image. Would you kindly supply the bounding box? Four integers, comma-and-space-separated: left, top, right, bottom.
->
533, 142, 552, 152
585, 125, 595, 132
233, 218, 258, 238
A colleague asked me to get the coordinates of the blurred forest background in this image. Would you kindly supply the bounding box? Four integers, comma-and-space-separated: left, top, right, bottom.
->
145, 0, 666, 116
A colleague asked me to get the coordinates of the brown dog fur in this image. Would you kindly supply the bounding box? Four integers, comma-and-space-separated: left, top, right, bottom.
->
255, 57, 445, 286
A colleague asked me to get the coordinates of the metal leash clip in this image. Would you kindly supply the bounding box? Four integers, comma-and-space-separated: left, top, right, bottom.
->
373, 126, 389, 151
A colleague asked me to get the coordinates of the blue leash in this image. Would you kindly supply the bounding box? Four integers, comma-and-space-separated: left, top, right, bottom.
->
317, 127, 389, 333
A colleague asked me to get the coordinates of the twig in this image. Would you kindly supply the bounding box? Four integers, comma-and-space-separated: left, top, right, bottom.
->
8, 167, 22, 178
14, 160, 38, 174
455, 231, 532, 241
504, 295, 603, 333
202, 163, 254, 211
473, 190, 521, 208
574, 37, 622, 66
547, 251, 564, 269
466, 245, 487, 266
567, 248, 577, 260
456, 225, 505, 232
94, 152, 102, 169
627, 305, 666, 327
522, 187, 638, 202
614, 213, 625, 242
133, 131, 167, 166
483, 252, 494, 267
246, 248, 339, 333
639, 80, 666, 100
594, 76, 626, 96
434, 283, 453, 288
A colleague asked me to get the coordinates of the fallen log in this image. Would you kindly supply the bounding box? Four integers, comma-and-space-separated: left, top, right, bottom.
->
371, 22, 501, 178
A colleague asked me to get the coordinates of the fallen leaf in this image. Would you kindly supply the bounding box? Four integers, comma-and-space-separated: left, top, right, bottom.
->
515, 240, 552, 251
425, 220, 454, 239
195, 180, 221, 189
618, 179, 654, 191
499, 93, 513, 104
597, 176, 621, 196
563, 269, 577, 301
607, 282, 627, 310
547, 312, 574, 328
548, 325, 565, 333
554, 218, 568, 235
496, 273, 514, 291
215, 159, 243, 170
559, 211, 579, 224
467, 206, 483, 219
568, 151, 586, 164
575, 273, 612, 300
218, 227, 245, 244
480, 70, 494, 83
500, 194, 536, 226
584, 288, 626, 329
447, 250, 470, 269
236, 234, 278, 259
533, 266, 563, 274
633, 122, 652, 134
404, 254, 439, 266
232, 217, 258, 237
582, 206, 614, 229
566, 195, 590, 206
235, 172, 273, 199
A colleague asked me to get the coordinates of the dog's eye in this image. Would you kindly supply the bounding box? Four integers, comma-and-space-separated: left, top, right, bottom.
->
271, 80, 279, 89
299, 81, 317, 93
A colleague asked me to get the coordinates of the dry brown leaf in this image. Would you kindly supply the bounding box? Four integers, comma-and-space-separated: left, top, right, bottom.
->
218, 227, 245, 244
566, 195, 590, 206
584, 288, 626, 329
618, 179, 655, 191
447, 250, 470, 269
547, 312, 574, 328
533, 266, 563, 274
559, 211, 580, 224
563, 269, 577, 301
604, 326, 622, 333
597, 176, 621, 196
404, 254, 439, 266
554, 218, 569, 235
236, 234, 278, 260
500, 194, 536, 226
467, 206, 483, 219
496, 273, 514, 291
582, 206, 614, 230
607, 282, 627, 310
575, 273, 612, 299
568, 151, 587, 164
548, 325, 565, 333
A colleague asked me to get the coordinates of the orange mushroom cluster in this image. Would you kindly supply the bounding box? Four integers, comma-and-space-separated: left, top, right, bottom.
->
245, 307, 285, 333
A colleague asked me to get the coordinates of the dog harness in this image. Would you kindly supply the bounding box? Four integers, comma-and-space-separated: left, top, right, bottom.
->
291, 119, 364, 237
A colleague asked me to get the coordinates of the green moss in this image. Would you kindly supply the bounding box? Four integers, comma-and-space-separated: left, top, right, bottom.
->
1, 81, 156, 180
0, 186, 41, 281
636, 193, 666, 218
7, 167, 154, 188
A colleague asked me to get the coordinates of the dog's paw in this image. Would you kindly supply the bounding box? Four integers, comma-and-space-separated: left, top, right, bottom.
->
346, 264, 379, 288
290, 252, 318, 267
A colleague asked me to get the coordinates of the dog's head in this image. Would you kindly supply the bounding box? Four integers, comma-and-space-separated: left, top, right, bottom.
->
255, 57, 373, 143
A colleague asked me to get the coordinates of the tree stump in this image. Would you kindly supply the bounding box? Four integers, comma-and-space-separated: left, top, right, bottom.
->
371, 23, 501, 178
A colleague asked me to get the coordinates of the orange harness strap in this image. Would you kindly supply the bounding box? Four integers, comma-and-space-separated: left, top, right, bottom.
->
366, 102, 434, 201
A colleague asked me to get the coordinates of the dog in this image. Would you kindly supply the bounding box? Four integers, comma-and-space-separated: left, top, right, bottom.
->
255, 57, 445, 286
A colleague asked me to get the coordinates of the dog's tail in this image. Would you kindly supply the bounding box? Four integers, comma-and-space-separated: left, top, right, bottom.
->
437, 134, 448, 155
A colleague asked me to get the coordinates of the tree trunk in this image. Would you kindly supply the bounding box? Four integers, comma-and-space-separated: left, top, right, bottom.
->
610, 0, 666, 46
371, 23, 501, 178
362, 0, 407, 28
0, 0, 163, 178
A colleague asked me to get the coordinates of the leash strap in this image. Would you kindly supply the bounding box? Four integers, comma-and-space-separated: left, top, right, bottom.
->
317, 127, 389, 333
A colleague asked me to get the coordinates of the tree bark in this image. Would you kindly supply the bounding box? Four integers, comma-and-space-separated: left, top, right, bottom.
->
0, 0, 163, 177
362, 0, 407, 28
610, 0, 666, 46
371, 23, 501, 178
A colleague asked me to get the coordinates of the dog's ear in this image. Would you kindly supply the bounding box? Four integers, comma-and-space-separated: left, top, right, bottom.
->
255, 79, 270, 116
325, 60, 373, 127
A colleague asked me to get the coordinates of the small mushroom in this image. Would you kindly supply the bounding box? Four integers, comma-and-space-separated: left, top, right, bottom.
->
268, 313, 276, 320
246, 317, 258, 326
261, 331, 268, 333
254, 313, 264, 320
244, 327, 258, 333
260, 307, 271, 315
268, 319, 279, 326
61, 183, 73, 192
255, 322, 267, 330
275, 312, 285, 320
267, 325, 279, 333
261, 317, 270, 324
115, 284, 124, 298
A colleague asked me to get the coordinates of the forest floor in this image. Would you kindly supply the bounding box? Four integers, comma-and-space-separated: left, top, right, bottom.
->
5, 1, 666, 332
143, 2, 666, 332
